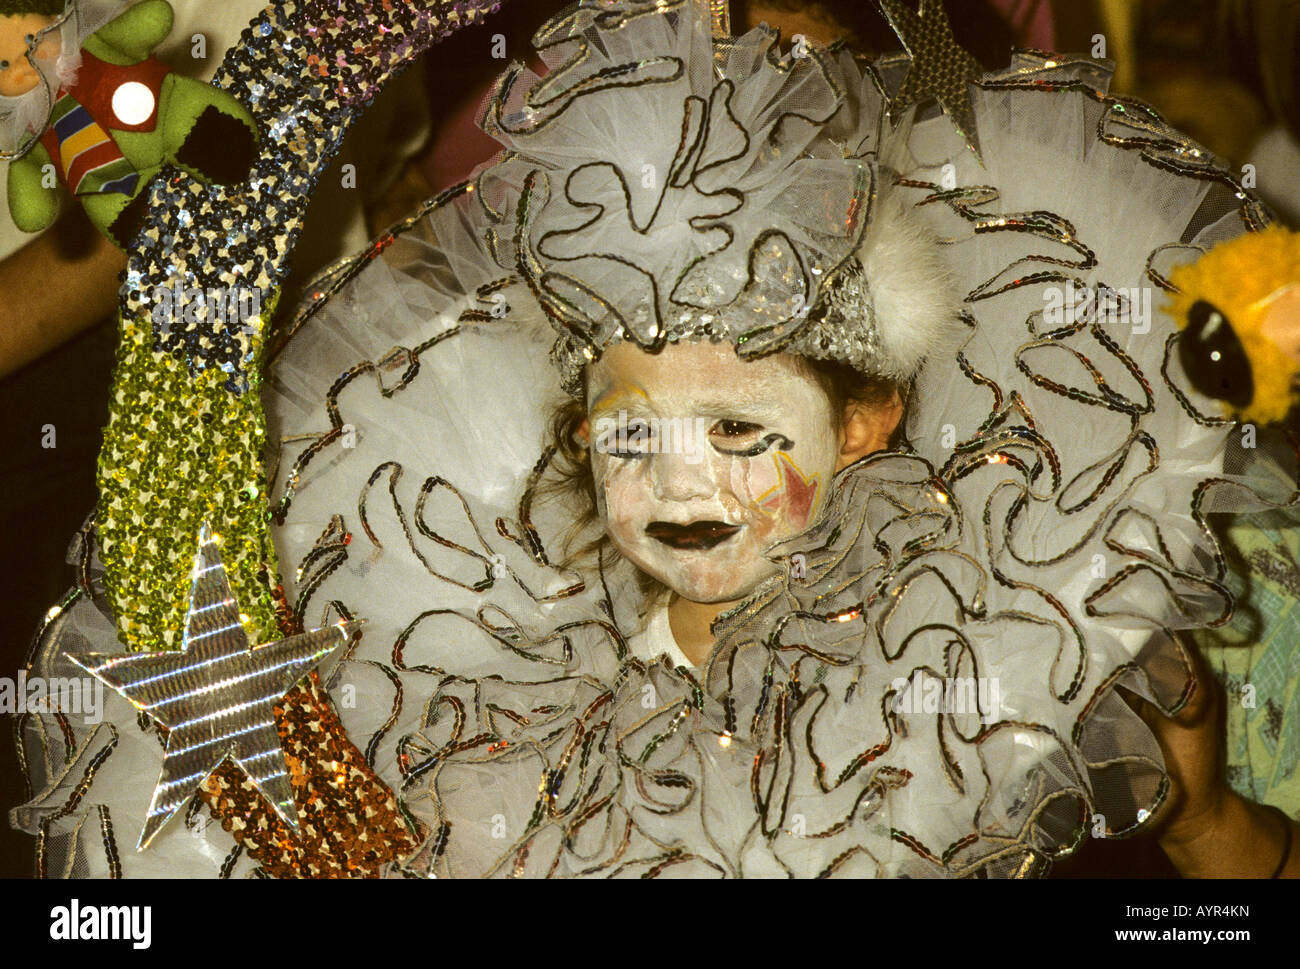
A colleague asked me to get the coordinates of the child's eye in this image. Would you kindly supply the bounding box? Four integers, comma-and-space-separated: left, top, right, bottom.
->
595, 419, 653, 458
709, 420, 763, 455
711, 421, 793, 457
710, 419, 762, 439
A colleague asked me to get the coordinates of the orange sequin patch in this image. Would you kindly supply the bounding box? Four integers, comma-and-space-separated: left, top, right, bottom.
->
201, 671, 420, 877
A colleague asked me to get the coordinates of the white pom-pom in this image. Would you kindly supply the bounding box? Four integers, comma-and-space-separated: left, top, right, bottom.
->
858, 192, 966, 379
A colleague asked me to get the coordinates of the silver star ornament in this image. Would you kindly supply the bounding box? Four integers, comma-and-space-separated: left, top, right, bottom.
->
67, 522, 354, 850
877, 0, 986, 156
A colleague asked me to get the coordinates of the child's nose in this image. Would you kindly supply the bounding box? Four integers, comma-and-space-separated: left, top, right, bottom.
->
650, 448, 718, 503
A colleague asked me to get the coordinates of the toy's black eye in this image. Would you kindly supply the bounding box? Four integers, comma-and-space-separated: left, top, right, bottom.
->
0, 61, 9, 71
1179, 300, 1253, 409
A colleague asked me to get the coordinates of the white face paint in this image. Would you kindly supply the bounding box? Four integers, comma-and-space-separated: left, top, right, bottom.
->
586, 341, 841, 604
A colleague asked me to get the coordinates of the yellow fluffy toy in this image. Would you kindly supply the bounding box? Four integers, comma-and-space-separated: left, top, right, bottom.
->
1169, 225, 1300, 425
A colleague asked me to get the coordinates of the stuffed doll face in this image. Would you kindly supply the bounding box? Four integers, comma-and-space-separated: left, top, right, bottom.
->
0, 14, 60, 98
584, 340, 842, 604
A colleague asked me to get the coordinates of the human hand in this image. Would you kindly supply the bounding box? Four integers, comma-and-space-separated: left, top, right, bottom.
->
0, 206, 126, 379
1131, 638, 1227, 850
1122, 635, 1296, 877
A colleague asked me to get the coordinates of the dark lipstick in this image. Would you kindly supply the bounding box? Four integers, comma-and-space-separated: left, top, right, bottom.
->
644, 520, 741, 551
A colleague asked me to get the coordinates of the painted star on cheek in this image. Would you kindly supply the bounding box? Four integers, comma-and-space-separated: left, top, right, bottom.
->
758, 452, 820, 527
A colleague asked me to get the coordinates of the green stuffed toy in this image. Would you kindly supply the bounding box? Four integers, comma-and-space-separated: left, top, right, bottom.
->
1, 0, 257, 248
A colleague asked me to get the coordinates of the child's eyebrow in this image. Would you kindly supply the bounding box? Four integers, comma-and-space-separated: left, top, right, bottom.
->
589, 382, 649, 412
595, 395, 785, 421
692, 397, 784, 421
588, 384, 790, 422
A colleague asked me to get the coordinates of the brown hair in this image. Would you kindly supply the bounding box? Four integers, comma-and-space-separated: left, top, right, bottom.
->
537, 352, 909, 573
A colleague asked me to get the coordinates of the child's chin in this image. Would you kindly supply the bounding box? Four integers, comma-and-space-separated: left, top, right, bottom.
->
651, 563, 772, 606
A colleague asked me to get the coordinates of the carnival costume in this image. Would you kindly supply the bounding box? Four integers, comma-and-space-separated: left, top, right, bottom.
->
11, 0, 1298, 878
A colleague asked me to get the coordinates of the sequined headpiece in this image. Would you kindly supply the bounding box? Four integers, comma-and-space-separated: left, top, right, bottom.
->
476, 0, 962, 397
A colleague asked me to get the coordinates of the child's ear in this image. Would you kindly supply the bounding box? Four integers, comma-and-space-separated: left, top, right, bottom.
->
836, 391, 903, 470
574, 416, 591, 448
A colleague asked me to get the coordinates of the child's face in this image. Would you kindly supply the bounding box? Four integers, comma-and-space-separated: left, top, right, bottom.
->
585, 341, 841, 605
